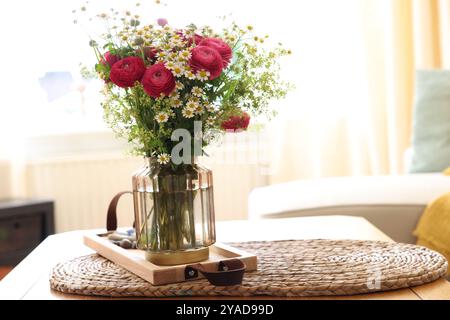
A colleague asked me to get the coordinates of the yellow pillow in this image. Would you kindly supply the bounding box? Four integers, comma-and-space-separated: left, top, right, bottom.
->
444, 167, 450, 175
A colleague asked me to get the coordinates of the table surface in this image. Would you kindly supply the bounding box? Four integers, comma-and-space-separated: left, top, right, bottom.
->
0, 215, 449, 300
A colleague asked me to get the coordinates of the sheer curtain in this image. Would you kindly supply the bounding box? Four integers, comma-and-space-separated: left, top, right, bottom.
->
269, 0, 450, 184
1, 0, 449, 199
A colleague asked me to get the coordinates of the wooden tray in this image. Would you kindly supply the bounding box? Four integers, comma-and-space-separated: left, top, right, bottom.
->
83, 232, 257, 286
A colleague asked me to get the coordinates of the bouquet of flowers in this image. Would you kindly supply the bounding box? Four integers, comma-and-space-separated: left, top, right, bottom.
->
81, 7, 291, 165
77, 4, 292, 257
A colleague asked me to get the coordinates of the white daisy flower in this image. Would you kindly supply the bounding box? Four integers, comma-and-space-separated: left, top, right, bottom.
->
191, 86, 203, 97
171, 65, 185, 77
175, 56, 186, 64
182, 108, 195, 118
175, 82, 185, 90
185, 70, 197, 80
194, 104, 204, 115
205, 103, 215, 112
156, 51, 168, 59
197, 70, 210, 81
170, 39, 184, 47
157, 153, 171, 165
162, 43, 173, 51
155, 112, 169, 123
225, 35, 237, 44
206, 117, 216, 126
168, 52, 178, 61
169, 91, 179, 98
186, 100, 199, 111
162, 25, 173, 33
170, 97, 182, 108
189, 96, 200, 103
165, 61, 176, 70
184, 29, 195, 37
179, 50, 191, 60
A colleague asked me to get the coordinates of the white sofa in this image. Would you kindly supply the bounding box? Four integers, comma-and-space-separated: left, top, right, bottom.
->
248, 173, 450, 244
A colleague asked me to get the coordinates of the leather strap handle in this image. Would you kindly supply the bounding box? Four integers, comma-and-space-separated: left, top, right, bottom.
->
185, 259, 246, 286
107, 191, 133, 231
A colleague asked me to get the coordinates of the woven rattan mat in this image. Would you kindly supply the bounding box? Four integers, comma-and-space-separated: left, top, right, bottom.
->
50, 239, 448, 297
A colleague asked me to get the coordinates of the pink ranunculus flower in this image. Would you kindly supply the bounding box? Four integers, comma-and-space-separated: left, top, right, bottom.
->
189, 46, 224, 80
109, 56, 145, 88
101, 51, 120, 67
221, 112, 251, 132
157, 18, 168, 26
199, 38, 233, 67
141, 63, 176, 98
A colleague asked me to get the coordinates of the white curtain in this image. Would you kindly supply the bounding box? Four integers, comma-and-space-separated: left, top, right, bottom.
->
269, 0, 450, 184
1, 0, 450, 213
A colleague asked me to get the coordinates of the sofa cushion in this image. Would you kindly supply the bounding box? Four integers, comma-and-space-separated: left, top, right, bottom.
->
409, 70, 450, 173
248, 174, 450, 243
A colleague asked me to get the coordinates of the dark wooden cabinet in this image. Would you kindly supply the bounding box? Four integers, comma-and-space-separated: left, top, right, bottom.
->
0, 199, 54, 266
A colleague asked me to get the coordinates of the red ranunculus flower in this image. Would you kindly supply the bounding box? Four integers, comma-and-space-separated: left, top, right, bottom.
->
137, 46, 158, 62
189, 46, 224, 80
187, 34, 204, 47
176, 31, 203, 47
221, 112, 251, 132
100, 51, 120, 67
109, 56, 145, 88
199, 38, 232, 67
141, 63, 176, 98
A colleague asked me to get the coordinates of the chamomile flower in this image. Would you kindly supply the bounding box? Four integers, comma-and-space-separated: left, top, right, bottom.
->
170, 97, 183, 108
197, 70, 210, 81
169, 91, 180, 99
191, 86, 203, 97
155, 112, 169, 123
184, 29, 195, 37
165, 52, 177, 61
156, 51, 168, 60
185, 70, 197, 80
194, 104, 204, 115
186, 100, 199, 111
176, 56, 187, 64
205, 103, 215, 112
179, 50, 191, 60
182, 108, 195, 118
162, 43, 172, 51
206, 117, 216, 126
225, 35, 237, 43
171, 65, 185, 77
189, 96, 200, 103
162, 25, 173, 33
157, 153, 171, 165
165, 61, 176, 70
170, 39, 184, 47
175, 81, 185, 90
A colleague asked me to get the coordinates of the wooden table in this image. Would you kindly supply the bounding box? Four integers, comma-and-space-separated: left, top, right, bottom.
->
0, 215, 449, 300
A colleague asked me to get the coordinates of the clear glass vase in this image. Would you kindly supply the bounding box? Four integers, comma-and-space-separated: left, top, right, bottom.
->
132, 157, 216, 265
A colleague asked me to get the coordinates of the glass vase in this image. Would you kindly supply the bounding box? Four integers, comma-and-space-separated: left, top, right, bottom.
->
132, 157, 216, 265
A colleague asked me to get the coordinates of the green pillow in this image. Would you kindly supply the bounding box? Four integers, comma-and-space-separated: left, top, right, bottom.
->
409, 70, 450, 173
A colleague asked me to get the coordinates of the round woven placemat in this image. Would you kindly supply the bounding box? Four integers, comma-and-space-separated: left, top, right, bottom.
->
50, 239, 448, 297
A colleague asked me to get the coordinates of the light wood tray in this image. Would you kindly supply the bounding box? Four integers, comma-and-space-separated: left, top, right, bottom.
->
83, 232, 257, 285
